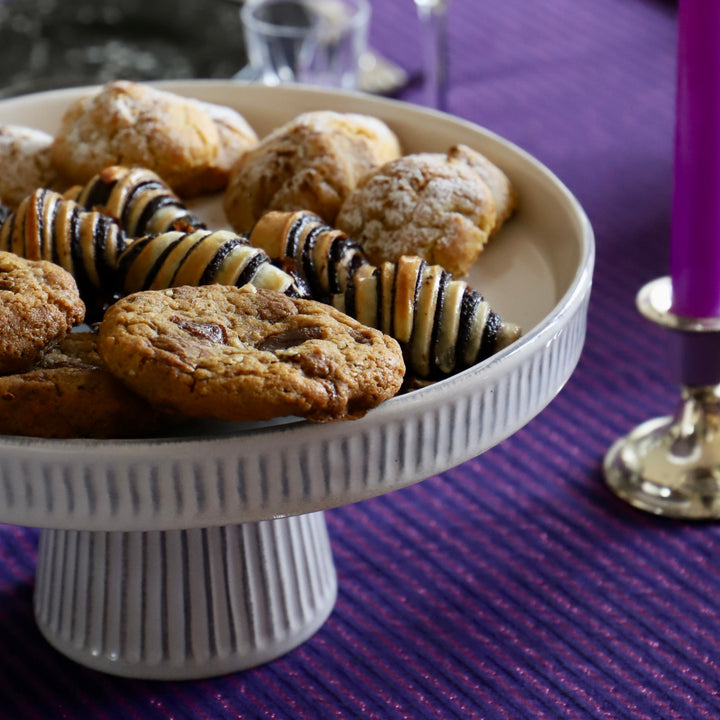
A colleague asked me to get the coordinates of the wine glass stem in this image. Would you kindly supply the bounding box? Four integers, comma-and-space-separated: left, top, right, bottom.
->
416, 0, 449, 110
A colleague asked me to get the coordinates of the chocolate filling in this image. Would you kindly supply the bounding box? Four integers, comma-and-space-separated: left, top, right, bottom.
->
301, 225, 325, 299
455, 289, 482, 371
82, 177, 116, 211
258, 325, 324, 352
171, 316, 229, 344
234, 251, 268, 288
478, 311, 500, 362
136, 194, 183, 236
428, 270, 450, 378
143, 234, 186, 290
199, 236, 247, 286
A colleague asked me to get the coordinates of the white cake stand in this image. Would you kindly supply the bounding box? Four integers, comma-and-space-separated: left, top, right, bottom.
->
0, 82, 594, 679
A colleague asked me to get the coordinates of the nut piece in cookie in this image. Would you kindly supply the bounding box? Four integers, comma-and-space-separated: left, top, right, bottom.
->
336, 151, 508, 277
0, 125, 65, 209
223, 110, 402, 234
0, 251, 85, 374
51, 80, 227, 197
0, 332, 177, 438
97, 284, 405, 423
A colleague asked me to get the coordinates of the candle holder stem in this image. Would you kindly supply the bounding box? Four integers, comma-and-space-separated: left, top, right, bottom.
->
604, 277, 720, 519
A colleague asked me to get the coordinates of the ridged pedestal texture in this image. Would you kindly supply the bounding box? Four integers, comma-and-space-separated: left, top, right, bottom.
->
34, 512, 337, 679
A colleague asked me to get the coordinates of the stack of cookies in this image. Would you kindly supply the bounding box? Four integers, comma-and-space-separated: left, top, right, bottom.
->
0, 79, 521, 439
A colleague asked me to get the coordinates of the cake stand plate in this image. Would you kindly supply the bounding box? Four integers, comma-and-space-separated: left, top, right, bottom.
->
0, 82, 594, 679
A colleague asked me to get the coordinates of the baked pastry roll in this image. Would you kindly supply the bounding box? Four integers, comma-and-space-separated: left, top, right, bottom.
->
249, 210, 521, 380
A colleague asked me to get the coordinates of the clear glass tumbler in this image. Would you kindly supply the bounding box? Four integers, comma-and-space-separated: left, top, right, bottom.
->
239, 0, 370, 90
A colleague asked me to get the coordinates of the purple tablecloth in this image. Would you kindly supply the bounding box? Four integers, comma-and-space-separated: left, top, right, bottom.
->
3, 0, 717, 718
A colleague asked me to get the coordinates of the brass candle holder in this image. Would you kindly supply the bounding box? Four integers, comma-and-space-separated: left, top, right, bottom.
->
604, 276, 720, 518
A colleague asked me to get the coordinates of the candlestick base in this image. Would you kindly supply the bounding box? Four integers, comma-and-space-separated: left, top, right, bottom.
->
603, 277, 720, 519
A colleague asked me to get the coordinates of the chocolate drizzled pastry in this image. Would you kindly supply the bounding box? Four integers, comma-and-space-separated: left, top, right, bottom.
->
116, 228, 309, 298
0, 188, 127, 310
248, 210, 521, 380
66, 165, 206, 237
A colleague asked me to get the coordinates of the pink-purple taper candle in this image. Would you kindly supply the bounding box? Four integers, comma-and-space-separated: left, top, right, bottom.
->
670, 0, 720, 318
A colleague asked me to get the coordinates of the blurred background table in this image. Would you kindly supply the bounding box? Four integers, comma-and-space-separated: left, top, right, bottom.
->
2, 0, 716, 718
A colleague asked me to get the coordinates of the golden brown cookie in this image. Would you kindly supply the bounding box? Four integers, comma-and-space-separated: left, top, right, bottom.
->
97, 284, 405, 423
336, 151, 498, 277
51, 80, 223, 197
222, 110, 402, 234
0, 251, 85, 374
0, 125, 64, 209
0, 331, 177, 438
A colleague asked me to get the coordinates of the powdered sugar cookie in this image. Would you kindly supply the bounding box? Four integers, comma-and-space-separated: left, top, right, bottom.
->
336, 152, 497, 277
51, 80, 223, 197
0, 125, 64, 209
223, 110, 401, 234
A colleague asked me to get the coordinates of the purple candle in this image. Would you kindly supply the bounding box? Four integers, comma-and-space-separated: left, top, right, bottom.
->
670, 0, 720, 318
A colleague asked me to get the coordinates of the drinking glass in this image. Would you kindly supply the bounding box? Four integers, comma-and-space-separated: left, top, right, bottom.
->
238, 0, 370, 90
414, 0, 449, 110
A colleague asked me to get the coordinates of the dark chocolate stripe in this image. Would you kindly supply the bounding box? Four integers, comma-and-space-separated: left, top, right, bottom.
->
93, 214, 116, 283
48, 196, 62, 266
477, 311, 501, 362
429, 270, 450, 378
121, 181, 163, 229
199, 237, 245, 286
344, 273, 357, 320
301, 225, 326, 299
455, 289, 483, 372
135, 195, 183, 236
117, 235, 156, 287
168, 234, 209, 287
286, 213, 318, 260
235, 251, 268, 288
143, 235, 187, 290
70, 209, 91, 295
327, 235, 362, 294
34, 189, 48, 259
82, 177, 116, 211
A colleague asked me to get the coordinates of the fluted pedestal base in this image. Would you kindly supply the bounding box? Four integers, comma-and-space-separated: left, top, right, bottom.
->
34, 512, 337, 679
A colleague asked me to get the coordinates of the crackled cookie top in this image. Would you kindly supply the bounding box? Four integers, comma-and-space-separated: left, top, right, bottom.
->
336, 152, 498, 277
0, 125, 64, 209
0, 250, 85, 374
51, 80, 223, 196
0, 331, 175, 438
223, 110, 402, 234
97, 284, 405, 422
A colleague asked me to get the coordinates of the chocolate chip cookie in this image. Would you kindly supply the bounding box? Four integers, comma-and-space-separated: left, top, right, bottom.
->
97, 284, 405, 422
0, 251, 85, 374
0, 332, 176, 438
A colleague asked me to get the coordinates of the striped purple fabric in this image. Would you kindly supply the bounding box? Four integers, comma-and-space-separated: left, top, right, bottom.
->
3, 0, 718, 718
